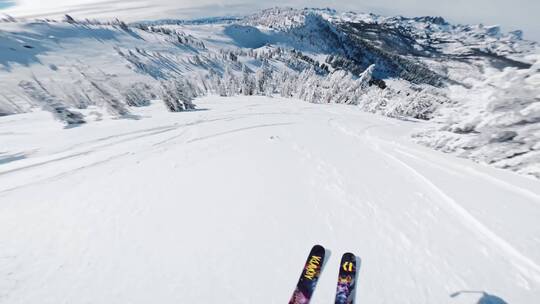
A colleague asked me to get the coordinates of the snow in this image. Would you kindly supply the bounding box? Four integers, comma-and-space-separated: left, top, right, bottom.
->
1, 8, 540, 301
1, 9, 538, 171
0, 0, 201, 21
1, 96, 540, 303
414, 55, 540, 178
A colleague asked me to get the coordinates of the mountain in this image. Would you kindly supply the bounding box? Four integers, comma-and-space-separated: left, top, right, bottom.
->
2, 8, 540, 304
0, 7, 539, 177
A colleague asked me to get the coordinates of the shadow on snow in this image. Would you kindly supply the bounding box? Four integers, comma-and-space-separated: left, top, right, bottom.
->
451, 290, 508, 304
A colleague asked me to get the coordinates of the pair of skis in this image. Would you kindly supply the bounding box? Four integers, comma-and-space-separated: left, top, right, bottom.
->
288, 245, 357, 304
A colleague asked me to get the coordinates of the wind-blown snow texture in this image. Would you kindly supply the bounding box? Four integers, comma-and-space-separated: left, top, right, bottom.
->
1, 96, 540, 304
1, 8, 539, 176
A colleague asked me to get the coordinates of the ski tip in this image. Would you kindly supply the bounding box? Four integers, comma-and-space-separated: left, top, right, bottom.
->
311, 244, 326, 254
311, 244, 325, 250
342, 252, 361, 270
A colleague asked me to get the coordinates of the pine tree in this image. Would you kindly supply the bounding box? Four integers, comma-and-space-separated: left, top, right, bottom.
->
241, 65, 255, 95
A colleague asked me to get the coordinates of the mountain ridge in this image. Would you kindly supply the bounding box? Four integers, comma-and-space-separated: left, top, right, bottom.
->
0, 7, 538, 178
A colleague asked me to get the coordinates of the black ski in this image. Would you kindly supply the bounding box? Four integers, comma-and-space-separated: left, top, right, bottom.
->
334, 252, 357, 304
288, 245, 326, 304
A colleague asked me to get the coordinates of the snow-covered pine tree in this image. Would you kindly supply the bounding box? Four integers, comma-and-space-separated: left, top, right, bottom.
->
161, 78, 196, 111
241, 65, 255, 96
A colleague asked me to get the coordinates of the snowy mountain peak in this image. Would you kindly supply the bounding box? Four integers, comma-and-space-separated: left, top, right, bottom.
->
412, 16, 448, 25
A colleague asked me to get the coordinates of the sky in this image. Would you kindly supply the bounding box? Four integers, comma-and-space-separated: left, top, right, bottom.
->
0, 0, 15, 9
1, 0, 539, 41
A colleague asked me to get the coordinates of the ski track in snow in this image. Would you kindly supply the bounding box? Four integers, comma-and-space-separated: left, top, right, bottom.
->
329, 116, 540, 281
1, 96, 540, 304
391, 145, 540, 205
372, 138, 540, 283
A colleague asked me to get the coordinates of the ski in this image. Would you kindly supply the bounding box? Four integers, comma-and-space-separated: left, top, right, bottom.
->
334, 252, 357, 304
288, 245, 326, 304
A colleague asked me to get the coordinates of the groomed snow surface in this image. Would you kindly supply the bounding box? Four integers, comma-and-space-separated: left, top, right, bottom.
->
1, 96, 540, 304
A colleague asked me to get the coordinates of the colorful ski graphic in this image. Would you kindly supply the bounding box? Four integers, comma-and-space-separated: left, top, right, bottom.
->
288, 245, 326, 304
334, 252, 357, 304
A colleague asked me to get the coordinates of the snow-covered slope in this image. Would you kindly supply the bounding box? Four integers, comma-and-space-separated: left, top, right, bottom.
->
1, 96, 540, 304
2, 7, 540, 304
1, 8, 538, 177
